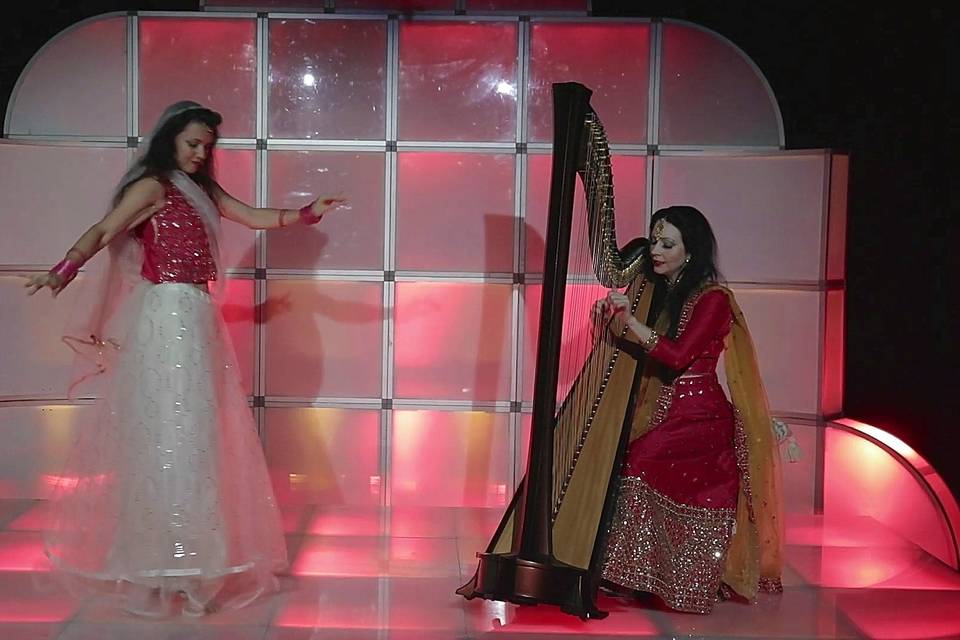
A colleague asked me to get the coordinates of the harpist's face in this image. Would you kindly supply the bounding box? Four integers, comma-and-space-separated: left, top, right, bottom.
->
649, 219, 689, 283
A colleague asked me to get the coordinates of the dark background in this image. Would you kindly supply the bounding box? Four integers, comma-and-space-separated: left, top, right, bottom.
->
1, 2, 956, 493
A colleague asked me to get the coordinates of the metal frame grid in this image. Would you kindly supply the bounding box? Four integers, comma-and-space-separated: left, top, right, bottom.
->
1, 10, 834, 512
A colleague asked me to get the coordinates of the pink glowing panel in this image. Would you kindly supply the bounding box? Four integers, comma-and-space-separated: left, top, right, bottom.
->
305, 505, 382, 536
778, 422, 818, 515
139, 18, 256, 138
263, 280, 382, 397
656, 154, 827, 283
826, 153, 849, 281
272, 576, 383, 629
0, 406, 95, 500
821, 290, 844, 416
726, 288, 820, 415
0, 142, 128, 264
521, 283, 610, 404
398, 22, 518, 142
269, 19, 386, 140
264, 408, 380, 507
0, 573, 78, 623
394, 283, 512, 400
525, 153, 647, 274
787, 544, 960, 591
291, 536, 383, 577
7, 17, 125, 137
338, 0, 455, 12
385, 577, 467, 630
0, 274, 93, 397
465, 595, 661, 636
836, 591, 960, 640
266, 151, 385, 270
0, 533, 47, 573
659, 22, 781, 146
389, 505, 457, 538
6, 502, 50, 532
528, 23, 650, 144
219, 278, 256, 396
215, 148, 257, 269
391, 410, 511, 507
825, 426, 958, 571
385, 538, 460, 578
468, 0, 587, 10
396, 153, 514, 272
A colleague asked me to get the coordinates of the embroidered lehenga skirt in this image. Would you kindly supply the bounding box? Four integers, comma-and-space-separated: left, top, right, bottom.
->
601, 374, 740, 614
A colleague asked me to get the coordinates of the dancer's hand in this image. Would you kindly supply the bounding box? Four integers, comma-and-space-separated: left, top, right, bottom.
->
311, 196, 348, 217
24, 272, 67, 297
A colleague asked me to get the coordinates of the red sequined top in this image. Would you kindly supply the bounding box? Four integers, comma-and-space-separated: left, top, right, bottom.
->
648, 289, 732, 375
136, 179, 217, 284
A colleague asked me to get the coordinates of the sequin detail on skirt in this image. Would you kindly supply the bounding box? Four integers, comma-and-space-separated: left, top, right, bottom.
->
602, 476, 736, 614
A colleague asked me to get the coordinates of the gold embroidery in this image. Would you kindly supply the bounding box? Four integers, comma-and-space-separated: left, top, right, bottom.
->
602, 476, 735, 614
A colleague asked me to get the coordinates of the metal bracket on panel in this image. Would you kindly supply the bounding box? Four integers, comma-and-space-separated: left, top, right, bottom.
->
648, 144, 659, 156
386, 141, 398, 152
513, 273, 525, 284
126, 136, 139, 148
510, 401, 522, 413
256, 138, 267, 151
382, 399, 393, 409
253, 396, 266, 408
257, 11, 267, 19
255, 268, 267, 280
520, 15, 531, 23
127, 9, 137, 16
516, 142, 527, 154
384, 270, 396, 282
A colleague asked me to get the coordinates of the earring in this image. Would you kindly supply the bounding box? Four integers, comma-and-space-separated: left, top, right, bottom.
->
684, 255, 691, 264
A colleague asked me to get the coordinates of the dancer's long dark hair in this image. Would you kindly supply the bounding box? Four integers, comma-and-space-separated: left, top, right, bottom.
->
642, 205, 723, 338
114, 107, 222, 206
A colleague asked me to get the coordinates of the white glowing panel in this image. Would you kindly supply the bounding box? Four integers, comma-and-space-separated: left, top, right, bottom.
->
391, 410, 511, 507
528, 23, 650, 144
266, 151, 385, 270
727, 288, 821, 416
396, 153, 515, 273
0, 142, 128, 265
139, 18, 257, 138
0, 405, 96, 499
0, 275, 92, 398
216, 148, 257, 269
263, 280, 383, 398
269, 19, 387, 140
398, 21, 518, 142
6, 17, 126, 137
394, 283, 512, 401
659, 22, 781, 147
655, 154, 827, 283
264, 407, 381, 506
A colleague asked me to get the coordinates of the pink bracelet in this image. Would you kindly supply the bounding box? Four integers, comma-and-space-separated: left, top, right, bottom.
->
50, 258, 82, 285
298, 203, 322, 226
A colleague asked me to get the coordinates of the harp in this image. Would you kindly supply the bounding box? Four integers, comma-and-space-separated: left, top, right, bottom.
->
457, 82, 649, 618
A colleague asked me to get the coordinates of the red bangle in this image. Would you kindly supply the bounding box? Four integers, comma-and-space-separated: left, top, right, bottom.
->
50, 258, 82, 284
299, 203, 322, 226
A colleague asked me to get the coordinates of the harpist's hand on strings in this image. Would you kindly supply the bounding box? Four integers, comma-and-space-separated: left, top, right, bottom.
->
606, 291, 631, 319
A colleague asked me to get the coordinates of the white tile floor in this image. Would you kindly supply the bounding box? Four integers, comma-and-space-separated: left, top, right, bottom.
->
0, 502, 958, 639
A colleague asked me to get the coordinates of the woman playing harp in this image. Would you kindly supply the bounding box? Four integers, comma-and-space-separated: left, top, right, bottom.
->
594, 205, 784, 614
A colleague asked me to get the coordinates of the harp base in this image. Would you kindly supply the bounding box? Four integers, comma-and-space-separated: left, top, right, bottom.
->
456, 552, 607, 620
